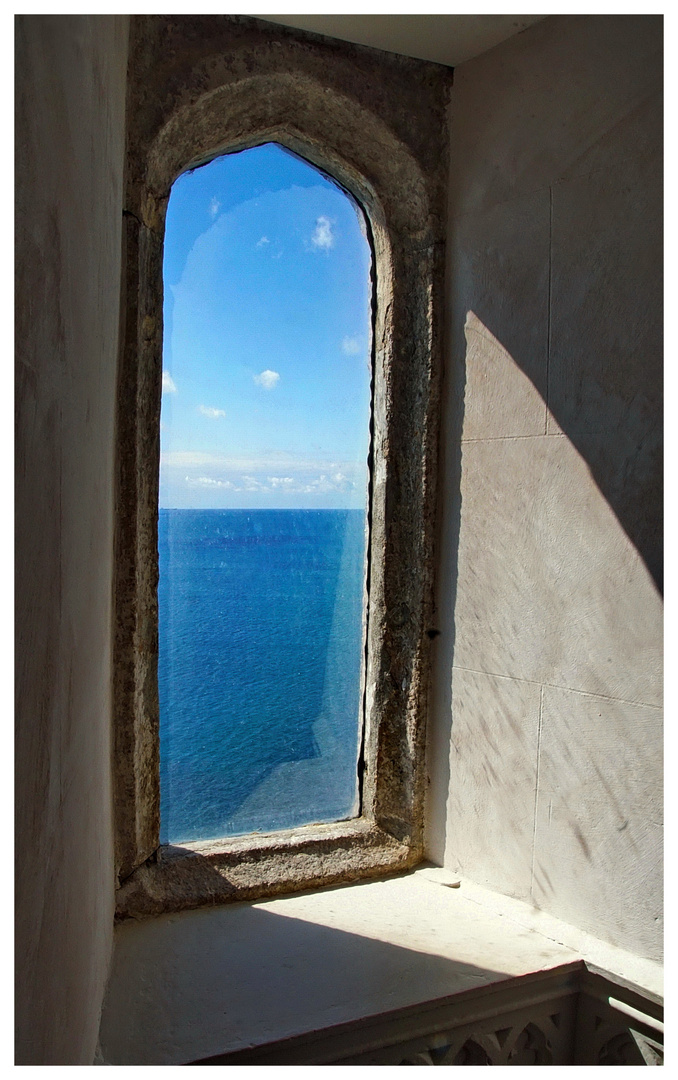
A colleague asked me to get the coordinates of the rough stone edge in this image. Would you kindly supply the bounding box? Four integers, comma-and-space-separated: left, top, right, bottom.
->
115, 822, 415, 920
113, 13, 451, 899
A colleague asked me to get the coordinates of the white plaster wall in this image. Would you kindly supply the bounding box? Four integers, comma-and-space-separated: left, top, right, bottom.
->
426, 14, 663, 961
15, 14, 129, 1064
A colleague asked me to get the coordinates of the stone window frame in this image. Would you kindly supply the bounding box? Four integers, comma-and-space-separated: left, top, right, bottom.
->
113, 15, 449, 919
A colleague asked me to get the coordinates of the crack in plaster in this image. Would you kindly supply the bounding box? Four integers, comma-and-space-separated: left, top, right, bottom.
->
530, 685, 544, 900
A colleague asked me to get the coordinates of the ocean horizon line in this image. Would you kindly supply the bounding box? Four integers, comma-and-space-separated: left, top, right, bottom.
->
158, 505, 366, 512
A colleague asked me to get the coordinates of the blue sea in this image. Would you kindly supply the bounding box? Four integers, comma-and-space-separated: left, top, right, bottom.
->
158, 509, 367, 844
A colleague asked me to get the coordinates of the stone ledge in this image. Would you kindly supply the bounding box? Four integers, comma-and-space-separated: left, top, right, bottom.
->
99, 868, 662, 1064
194, 962, 663, 1065
115, 820, 417, 919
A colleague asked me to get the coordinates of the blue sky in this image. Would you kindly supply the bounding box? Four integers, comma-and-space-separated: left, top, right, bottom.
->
159, 143, 372, 509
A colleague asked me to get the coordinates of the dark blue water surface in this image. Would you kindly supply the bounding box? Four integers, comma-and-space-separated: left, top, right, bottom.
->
159, 509, 367, 843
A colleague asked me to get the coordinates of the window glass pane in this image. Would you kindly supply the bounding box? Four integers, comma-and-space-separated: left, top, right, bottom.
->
159, 143, 372, 844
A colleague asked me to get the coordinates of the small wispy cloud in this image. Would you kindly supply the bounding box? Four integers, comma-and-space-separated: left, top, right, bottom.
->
162, 371, 177, 394
170, 462, 363, 497
256, 235, 270, 248
198, 405, 226, 419
311, 216, 334, 251
241, 476, 264, 491
209, 197, 220, 218
187, 476, 235, 489
342, 336, 361, 356
254, 369, 280, 390
306, 473, 355, 493
162, 450, 366, 498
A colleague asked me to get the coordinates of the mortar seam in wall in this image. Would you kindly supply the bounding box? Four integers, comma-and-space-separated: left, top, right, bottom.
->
451, 665, 662, 710
530, 685, 544, 901
460, 433, 566, 443
451, 135, 657, 227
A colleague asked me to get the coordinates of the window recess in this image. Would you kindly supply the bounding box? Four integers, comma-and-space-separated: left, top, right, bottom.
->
113, 13, 449, 918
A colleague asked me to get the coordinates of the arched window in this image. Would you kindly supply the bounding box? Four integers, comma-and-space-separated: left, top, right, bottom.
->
158, 143, 373, 846
113, 15, 449, 916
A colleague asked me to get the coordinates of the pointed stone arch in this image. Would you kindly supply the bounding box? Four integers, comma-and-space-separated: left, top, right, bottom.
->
113, 14, 450, 912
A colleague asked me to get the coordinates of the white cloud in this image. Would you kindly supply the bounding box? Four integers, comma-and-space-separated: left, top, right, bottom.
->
342, 336, 361, 355
254, 369, 280, 390
209, 197, 220, 218
187, 476, 235, 489
162, 452, 366, 499
242, 474, 354, 494
311, 215, 334, 250
241, 476, 264, 491
256, 235, 270, 248
198, 405, 226, 419
162, 371, 177, 394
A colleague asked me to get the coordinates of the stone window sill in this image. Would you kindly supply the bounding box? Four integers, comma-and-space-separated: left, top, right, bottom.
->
115, 819, 415, 919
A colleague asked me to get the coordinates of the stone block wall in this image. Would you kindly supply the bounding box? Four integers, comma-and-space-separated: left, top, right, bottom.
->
426, 14, 662, 961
